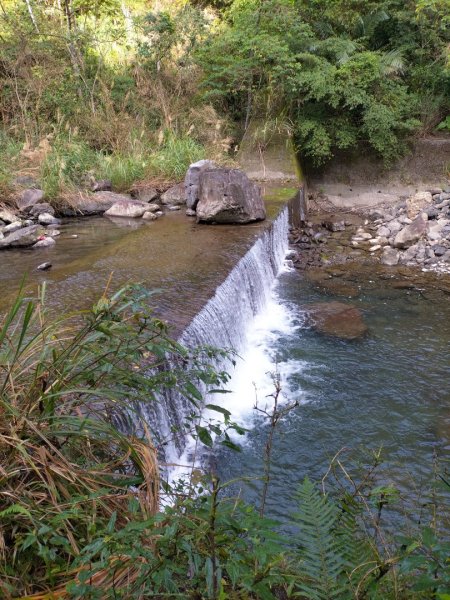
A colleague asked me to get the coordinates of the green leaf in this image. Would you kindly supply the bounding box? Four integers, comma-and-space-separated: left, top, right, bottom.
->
196, 425, 214, 447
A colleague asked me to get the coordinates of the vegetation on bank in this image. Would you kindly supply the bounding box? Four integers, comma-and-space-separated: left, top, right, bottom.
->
0, 0, 449, 204
1, 286, 450, 598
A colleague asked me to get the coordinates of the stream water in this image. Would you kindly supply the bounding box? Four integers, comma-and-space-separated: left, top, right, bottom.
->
213, 263, 450, 522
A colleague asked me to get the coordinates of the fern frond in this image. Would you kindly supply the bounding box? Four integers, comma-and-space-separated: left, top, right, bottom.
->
291, 478, 348, 599
379, 49, 405, 76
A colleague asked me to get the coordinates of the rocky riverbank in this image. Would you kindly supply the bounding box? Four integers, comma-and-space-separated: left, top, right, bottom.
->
0, 162, 266, 251
289, 186, 450, 276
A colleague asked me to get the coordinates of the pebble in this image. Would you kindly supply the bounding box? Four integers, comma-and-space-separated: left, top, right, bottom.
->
37, 262, 52, 271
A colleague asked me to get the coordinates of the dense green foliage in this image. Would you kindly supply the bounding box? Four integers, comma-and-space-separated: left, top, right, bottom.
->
1, 288, 450, 598
198, 0, 449, 166
0, 0, 448, 200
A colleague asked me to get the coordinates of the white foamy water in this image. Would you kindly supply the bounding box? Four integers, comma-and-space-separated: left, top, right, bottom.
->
213, 290, 304, 433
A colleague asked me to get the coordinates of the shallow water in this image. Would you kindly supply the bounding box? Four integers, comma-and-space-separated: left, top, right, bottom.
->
0, 189, 292, 333
214, 265, 450, 521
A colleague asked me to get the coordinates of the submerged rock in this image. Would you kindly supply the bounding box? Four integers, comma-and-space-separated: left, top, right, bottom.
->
381, 247, 400, 266
302, 301, 368, 340
196, 168, 266, 224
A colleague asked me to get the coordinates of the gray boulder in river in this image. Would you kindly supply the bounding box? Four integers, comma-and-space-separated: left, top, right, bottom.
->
196, 168, 266, 224
185, 159, 216, 210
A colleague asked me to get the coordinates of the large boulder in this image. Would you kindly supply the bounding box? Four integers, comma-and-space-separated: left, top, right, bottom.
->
196, 168, 266, 224
16, 188, 44, 212
104, 199, 148, 218
0, 224, 45, 248
185, 159, 216, 210
393, 213, 428, 249
302, 301, 368, 340
160, 183, 186, 206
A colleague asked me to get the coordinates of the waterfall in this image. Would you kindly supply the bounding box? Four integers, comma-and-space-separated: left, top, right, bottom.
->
133, 207, 290, 464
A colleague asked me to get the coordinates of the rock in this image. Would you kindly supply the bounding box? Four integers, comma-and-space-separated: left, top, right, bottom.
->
23, 219, 34, 227
322, 218, 345, 232
47, 229, 61, 237
14, 175, 38, 187
60, 191, 130, 216
142, 203, 160, 213
160, 183, 186, 206
0, 206, 18, 224
388, 220, 402, 235
369, 245, 381, 252
428, 187, 442, 196
37, 262, 52, 271
33, 237, 56, 248
393, 213, 428, 249
168, 205, 181, 211
30, 203, 55, 217
433, 245, 447, 257
442, 250, 450, 263
424, 205, 439, 219
196, 168, 266, 224
142, 211, 158, 221
91, 179, 112, 192
185, 159, 216, 210
131, 186, 158, 203
16, 188, 44, 212
400, 244, 419, 264
104, 199, 148, 218
381, 247, 400, 266
377, 225, 391, 238
302, 301, 368, 340
398, 216, 412, 225
38, 213, 61, 226
0, 225, 45, 248
3, 221, 23, 234
186, 208, 196, 217
406, 191, 432, 218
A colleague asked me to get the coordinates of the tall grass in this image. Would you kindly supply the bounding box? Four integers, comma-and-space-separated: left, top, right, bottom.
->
0, 283, 230, 597
148, 134, 206, 180
0, 131, 21, 199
